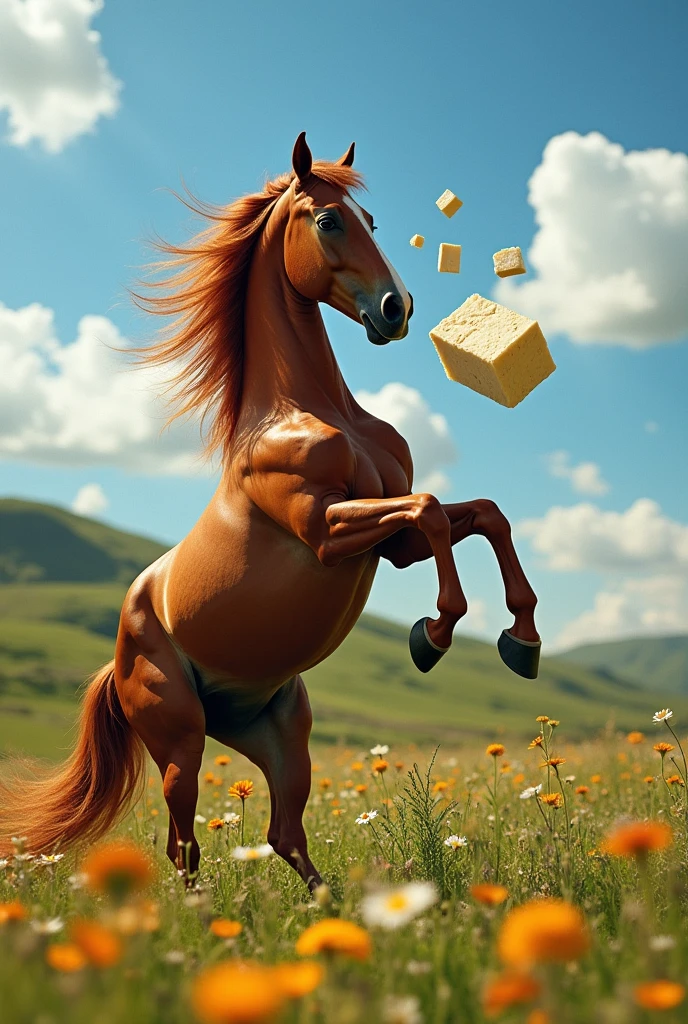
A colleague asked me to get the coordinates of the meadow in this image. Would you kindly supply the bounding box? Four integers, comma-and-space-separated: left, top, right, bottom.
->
3, 712, 688, 1023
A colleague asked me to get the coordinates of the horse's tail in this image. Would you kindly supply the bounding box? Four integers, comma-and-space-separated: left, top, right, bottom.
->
0, 660, 146, 856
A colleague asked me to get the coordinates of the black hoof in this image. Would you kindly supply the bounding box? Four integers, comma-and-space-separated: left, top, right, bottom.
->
409, 617, 450, 673
498, 629, 541, 679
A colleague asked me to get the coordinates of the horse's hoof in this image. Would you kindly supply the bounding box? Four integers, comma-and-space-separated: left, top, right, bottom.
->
498, 629, 541, 679
409, 617, 450, 673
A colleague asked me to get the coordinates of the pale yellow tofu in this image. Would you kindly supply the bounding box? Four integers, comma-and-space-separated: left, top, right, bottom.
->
409, 234, 425, 248
493, 246, 527, 277
436, 189, 463, 218
438, 243, 461, 274
429, 294, 556, 408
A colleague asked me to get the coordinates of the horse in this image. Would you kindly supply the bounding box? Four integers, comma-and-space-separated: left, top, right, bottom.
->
0, 133, 540, 889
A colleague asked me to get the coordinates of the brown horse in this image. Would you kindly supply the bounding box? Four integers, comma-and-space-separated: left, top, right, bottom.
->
0, 134, 540, 889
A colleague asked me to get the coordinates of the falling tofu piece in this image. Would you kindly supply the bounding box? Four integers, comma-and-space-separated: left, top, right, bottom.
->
438, 243, 461, 273
493, 246, 527, 277
436, 189, 463, 218
429, 293, 555, 408
410, 234, 425, 248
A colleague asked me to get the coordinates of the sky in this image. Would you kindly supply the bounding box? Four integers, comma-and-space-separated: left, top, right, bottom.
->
0, 0, 686, 653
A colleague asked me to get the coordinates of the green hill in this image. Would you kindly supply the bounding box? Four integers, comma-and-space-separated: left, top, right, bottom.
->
557, 635, 688, 695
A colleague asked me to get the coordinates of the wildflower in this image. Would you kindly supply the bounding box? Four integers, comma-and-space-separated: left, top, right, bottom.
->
575, 785, 590, 795
520, 785, 542, 800
444, 835, 468, 850
471, 883, 509, 906
362, 882, 437, 930
203, 771, 216, 784
634, 980, 685, 1010
654, 742, 675, 755
483, 972, 541, 1016
231, 845, 273, 861
590, 774, 602, 784
355, 784, 368, 794
382, 994, 423, 1024
210, 919, 243, 939
207, 818, 224, 831
541, 757, 566, 768
228, 780, 254, 800
653, 709, 673, 723
37, 853, 65, 865
395, 761, 405, 772
192, 962, 285, 1023
223, 812, 241, 825
372, 758, 389, 774
214, 754, 231, 766
666, 774, 685, 786
432, 780, 449, 794
0, 900, 27, 924
486, 743, 505, 757
195, 814, 207, 824
31, 918, 64, 935
46, 943, 88, 973
104, 899, 160, 935
649, 935, 676, 952
540, 793, 563, 808
351, 761, 364, 771
549, 720, 560, 727
356, 810, 378, 825
273, 961, 324, 999
627, 731, 645, 744
645, 776, 655, 784
81, 841, 154, 900
601, 821, 672, 858
71, 920, 122, 968
296, 919, 372, 960
528, 737, 543, 749
536, 716, 549, 723
498, 899, 590, 966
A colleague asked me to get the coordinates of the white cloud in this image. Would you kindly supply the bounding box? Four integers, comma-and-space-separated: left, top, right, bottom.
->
72, 482, 107, 516
355, 382, 458, 494
0, 0, 121, 153
544, 450, 610, 495
0, 300, 207, 474
494, 131, 688, 347
455, 597, 487, 636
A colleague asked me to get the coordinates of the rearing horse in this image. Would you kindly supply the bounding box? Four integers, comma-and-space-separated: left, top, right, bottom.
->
0, 134, 540, 888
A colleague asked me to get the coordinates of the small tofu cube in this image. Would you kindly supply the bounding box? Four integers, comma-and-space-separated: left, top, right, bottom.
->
436, 189, 463, 218
409, 234, 425, 248
438, 243, 461, 274
429, 293, 556, 408
493, 246, 527, 278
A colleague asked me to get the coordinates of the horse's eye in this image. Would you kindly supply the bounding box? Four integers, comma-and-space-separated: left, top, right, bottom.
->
317, 216, 337, 232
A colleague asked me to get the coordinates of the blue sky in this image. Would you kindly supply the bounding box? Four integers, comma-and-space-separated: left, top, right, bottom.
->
0, 0, 686, 651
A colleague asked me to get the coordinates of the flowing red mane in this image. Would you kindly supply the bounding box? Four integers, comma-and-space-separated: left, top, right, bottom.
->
130, 161, 364, 462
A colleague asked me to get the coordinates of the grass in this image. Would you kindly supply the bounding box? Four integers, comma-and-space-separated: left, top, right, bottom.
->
3, 712, 688, 1022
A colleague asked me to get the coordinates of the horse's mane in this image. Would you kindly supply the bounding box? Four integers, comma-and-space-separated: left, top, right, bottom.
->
130, 161, 365, 463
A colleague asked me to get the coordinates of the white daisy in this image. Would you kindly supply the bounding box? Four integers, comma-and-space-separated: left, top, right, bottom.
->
362, 881, 438, 930
223, 812, 241, 825
231, 844, 274, 861
194, 814, 207, 824
371, 744, 390, 756
520, 784, 542, 800
649, 935, 676, 951
30, 918, 64, 935
38, 853, 65, 865
383, 994, 423, 1024
653, 709, 673, 723
356, 810, 378, 825
444, 834, 468, 850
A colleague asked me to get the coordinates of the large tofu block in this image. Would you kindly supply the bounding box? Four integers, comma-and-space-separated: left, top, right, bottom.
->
493, 246, 527, 277
436, 189, 463, 218
429, 294, 556, 407
438, 243, 461, 273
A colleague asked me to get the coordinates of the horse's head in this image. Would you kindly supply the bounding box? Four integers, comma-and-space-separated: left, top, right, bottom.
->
283, 132, 414, 345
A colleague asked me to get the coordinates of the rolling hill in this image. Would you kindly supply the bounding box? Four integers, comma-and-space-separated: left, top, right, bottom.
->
558, 635, 688, 695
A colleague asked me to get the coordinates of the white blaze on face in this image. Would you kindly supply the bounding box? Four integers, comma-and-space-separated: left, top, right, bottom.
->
342, 196, 412, 315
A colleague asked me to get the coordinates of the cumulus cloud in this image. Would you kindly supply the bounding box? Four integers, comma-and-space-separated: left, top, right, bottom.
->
355, 382, 458, 493
0, 300, 207, 474
544, 450, 610, 495
72, 482, 107, 516
495, 131, 688, 347
0, 0, 121, 152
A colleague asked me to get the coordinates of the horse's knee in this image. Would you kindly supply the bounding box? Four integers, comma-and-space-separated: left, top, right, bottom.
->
473, 498, 510, 535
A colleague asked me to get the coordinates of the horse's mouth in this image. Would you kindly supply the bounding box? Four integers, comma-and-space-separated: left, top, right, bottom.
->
361, 312, 394, 346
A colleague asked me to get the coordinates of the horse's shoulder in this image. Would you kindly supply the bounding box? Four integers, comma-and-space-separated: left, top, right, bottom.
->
251, 413, 354, 479
354, 408, 412, 465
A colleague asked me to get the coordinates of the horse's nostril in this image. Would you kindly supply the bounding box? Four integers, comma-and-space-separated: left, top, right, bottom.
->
381, 292, 404, 323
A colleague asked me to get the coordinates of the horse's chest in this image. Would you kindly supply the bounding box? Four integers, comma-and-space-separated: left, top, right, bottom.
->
352, 441, 410, 499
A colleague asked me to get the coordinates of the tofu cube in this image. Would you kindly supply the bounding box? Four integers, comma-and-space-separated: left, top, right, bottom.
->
436, 189, 463, 218
429, 294, 556, 408
493, 246, 527, 277
438, 243, 461, 274
409, 234, 425, 248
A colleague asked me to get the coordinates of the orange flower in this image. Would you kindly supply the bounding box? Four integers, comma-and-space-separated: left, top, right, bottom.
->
210, 919, 243, 939
81, 840, 154, 899
0, 900, 27, 924
228, 780, 254, 800
332, 808, 345, 816
295, 919, 371, 961
486, 744, 505, 757
535, 716, 549, 723
203, 771, 216, 784
620, 771, 631, 780
654, 742, 675, 755
395, 761, 404, 771
498, 899, 590, 966
666, 774, 685, 786
46, 943, 88, 973
575, 785, 589, 795
590, 774, 602, 784
528, 737, 543, 749
192, 961, 284, 1023
527, 1012, 550, 1024
350, 762, 363, 771
644, 776, 655, 784
541, 758, 566, 768
273, 961, 324, 999
634, 980, 685, 1010
540, 793, 563, 808
601, 821, 672, 858
483, 972, 541, 1016
372, 759, 389, 774
627, 731, 645, 745
471, 883, 509, 906
214, 754, 231, 766
71, 920, 122, 968
207, 818, 225, 831
432, 781, 449, 794
355, 784, 368, 794
548, 720, 560, 728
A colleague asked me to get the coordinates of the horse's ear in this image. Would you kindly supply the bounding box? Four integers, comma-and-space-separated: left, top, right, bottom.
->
337, 142, 355, 167
292, 131, 313, 185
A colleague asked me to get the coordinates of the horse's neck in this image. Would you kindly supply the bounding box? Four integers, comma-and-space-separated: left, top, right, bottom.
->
240, 222, 354, 425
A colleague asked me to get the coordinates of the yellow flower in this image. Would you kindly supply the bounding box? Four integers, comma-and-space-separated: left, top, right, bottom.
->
590, 774, 602, 784
528, 737, 543, 749
627, 731, 645, 745
319, 777, 332, 790
486, 744, 505, 758
350, 761, 363, 771
228, 780, 254, 800
541, 758, 566, 768
483, 972, 541, 1016
71, 919, 122, 968
214, 754, 231, 766
0, 900, 27, 925
372, 759, 389, 774
432, 781, 449, 794
654, 742, 675, 755
498, 899, 590, 966
210, 919, 243, 939
666, 774, 685, 786
575, 785, 589, 795
535, 716, 549, 723
295, 919, 371, 961
273, 961, 324, 999
549, 720, 560, 728
192, 962, 284, 1023
601, 821, 672, 858
471, 883, 509, 906
207, 818, 225, 831
634, 980, 685, 1010
81, 841, 154, 899
46, 943, 88, 973
644, 775, 655, 784
332, 808, 345, 816
540, 793, 563, 808
355, 783, 368, 794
